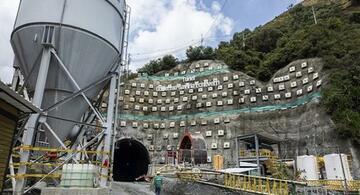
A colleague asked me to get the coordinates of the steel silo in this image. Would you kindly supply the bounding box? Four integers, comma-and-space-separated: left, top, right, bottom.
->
11, 0, 126, 146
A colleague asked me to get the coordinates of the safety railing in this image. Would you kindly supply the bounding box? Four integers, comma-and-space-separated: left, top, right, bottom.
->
239, 149, 275, 158
8, 145, 108, 179
176, 170, 306, 195
12, 145, 109, 155
306, 180, 360, 192
224, 173, 292, 195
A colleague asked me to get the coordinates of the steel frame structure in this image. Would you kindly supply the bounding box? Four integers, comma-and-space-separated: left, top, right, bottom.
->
10, 48, 119, 195
9, 5, 131, 194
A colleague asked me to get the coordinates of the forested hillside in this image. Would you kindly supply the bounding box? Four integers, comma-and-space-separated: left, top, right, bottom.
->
138, 1, 360, 143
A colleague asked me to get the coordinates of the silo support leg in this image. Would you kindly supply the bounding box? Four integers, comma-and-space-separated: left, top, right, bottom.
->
14, 48, 51, 195
100, 75, 117, 187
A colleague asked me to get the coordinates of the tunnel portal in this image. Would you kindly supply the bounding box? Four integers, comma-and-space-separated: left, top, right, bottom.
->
113, 139, 150, 182
179, 132, 207, 164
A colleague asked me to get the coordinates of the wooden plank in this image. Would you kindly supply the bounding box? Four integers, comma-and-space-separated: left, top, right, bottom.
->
0, 132, 13, 139
0, 121, 16, 130
0, 139, 12, 145
0, 111, 16, 193
0, 100, 18, 116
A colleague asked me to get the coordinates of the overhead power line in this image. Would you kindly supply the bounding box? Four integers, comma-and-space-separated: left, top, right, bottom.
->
131, 39, 200, 56
203, 0, 229, 39
130, 35, 233, 61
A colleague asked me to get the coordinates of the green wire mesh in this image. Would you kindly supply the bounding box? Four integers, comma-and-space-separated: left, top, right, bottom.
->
118, 92, 321, 121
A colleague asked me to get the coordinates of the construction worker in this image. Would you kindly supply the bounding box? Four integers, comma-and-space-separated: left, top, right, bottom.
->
153, 171, 163, 195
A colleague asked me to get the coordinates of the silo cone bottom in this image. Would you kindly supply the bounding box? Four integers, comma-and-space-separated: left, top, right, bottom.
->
41, 187, 110, 195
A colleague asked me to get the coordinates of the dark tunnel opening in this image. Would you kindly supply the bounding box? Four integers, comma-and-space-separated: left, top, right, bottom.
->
180, 136, 192, 150
113, 139, 150, 182
179, 135, 192, 163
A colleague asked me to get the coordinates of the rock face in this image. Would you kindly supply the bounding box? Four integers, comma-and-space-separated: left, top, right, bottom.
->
117, 58, 360, 178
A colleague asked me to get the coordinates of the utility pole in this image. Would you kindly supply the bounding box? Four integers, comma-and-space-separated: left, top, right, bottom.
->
312, 6, 318, 24
242, 33, 246, 48
127, 53, 131, 78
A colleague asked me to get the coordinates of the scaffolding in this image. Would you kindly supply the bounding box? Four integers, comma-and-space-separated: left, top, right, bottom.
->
236, 133, 281, 176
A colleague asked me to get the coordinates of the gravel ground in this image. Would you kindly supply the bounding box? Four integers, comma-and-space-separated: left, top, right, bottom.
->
161, 178, 244, 195
110, 178, 251, 195
111, 182, 154, 195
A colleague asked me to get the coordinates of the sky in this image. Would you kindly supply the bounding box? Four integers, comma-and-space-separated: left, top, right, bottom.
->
0, 0, 300, 83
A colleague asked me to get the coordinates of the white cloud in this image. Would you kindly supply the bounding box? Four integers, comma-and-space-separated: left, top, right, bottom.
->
127, 0, 234, 71
0, 0, 234, 77
0, 0, 19, 83
211, 1, 221, 13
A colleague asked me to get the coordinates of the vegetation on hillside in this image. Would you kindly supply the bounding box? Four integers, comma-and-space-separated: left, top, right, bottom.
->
138, 2, 360, 143
138, 55, 178, 75
185, 46, 216, 61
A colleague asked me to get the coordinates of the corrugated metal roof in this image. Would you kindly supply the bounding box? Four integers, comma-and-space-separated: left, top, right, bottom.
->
0, 81, 40, 113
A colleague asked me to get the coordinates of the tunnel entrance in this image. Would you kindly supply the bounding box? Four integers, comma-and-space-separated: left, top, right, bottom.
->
179, 132, 207, 164
113, 139, 150, 182
179, 135, 192, 163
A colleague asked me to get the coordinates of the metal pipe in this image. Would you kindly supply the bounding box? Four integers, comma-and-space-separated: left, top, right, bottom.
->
15, 47, 51, 195
235, 137, 239, 168
255, 134, 260, 175
42, 114, 105, 129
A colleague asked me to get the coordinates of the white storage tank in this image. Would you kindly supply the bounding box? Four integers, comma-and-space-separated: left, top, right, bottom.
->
324, 154, 352, 180
60, 164, 99, 188
296, 155, 319, 180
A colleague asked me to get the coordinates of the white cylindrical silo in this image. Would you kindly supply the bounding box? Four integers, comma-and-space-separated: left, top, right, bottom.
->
296, 155, 319, 180
11, 1, 128, 192
11, 0, 127, 146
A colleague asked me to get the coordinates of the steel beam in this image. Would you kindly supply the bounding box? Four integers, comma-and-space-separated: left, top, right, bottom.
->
42, 122, 79, 163
255, 134, 260, 175
100, 74, 117, 186
44, 74, 112, 113
15, 47, 51, 195
50, 49, 106, 124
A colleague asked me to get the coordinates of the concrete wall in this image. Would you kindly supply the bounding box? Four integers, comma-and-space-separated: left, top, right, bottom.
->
117, 58, 360, 178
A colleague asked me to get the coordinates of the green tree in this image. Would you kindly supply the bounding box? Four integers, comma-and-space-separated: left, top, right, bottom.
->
214, 2, 360, 142
138, 55, 178, 75
186, 46, 215, 61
